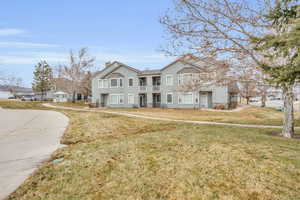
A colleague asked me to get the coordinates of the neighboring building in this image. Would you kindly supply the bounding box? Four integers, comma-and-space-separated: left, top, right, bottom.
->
53, 91, 69, 102
92, 55, 239, 109
50, 78, 86, 101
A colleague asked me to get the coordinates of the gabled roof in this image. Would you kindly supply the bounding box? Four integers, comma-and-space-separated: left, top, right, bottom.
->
93, 61, 141, 79
161, 54, 193, 71
93, 54, 227, 79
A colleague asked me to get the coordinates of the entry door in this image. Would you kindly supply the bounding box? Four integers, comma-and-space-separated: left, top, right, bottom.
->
101, 94, 108, 107
139, 95, 147, 107
200, 92, 208, 108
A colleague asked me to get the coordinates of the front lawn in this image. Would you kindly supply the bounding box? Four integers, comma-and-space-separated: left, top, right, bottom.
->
108, 106, 300, 126
3, 101, 300, 200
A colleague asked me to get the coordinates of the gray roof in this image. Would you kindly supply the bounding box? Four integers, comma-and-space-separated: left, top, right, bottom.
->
139, 69, 161, 75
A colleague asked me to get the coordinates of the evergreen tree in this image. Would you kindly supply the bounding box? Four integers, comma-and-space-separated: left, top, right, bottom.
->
32, 61, 53, 100
252, 0, 300, 138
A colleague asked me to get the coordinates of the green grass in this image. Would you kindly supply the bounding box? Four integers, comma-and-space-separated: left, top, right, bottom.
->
2, 100, 300, 200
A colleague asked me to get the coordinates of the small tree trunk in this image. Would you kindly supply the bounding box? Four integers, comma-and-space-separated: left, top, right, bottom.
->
41, 91, 44, 101
72, 91, 76, 103
261, 93, 266, 107
246, 97, 250, 105
282, 87, 294, 138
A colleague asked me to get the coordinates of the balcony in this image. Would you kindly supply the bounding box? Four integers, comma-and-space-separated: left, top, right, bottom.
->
152, 85, 160, 91
139, 86, 147, 91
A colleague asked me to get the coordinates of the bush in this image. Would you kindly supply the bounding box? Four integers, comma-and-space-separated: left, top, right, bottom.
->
213, 104, 226, 110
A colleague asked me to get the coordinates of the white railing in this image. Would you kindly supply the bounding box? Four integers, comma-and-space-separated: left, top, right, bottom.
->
139, 86, 147, 91
152, 85, 160, 91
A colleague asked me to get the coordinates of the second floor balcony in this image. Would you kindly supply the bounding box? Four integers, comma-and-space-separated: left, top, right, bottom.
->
138, 76, 161, 92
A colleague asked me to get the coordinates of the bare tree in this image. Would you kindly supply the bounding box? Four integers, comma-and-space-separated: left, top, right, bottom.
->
59, 48, 95, 103
176, 54, 232, 90
160, 0, 299, 138
232, 59, 270, 106
81, 71, 92, 101
160, 0, 269, 60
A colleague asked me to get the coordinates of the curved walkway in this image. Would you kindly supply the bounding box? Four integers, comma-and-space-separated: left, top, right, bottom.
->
0, 109, 69, 200
43, 103, 300, 130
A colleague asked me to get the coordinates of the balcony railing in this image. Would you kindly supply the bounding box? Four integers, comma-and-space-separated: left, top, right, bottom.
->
152, 85, 160, 91
139, 86, 147, 91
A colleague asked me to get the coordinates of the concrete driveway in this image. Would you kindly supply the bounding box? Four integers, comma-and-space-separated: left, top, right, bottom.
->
0, 109, 68, 200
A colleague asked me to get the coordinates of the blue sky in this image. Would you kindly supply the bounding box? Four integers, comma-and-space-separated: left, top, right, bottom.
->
0, 0, 174, 87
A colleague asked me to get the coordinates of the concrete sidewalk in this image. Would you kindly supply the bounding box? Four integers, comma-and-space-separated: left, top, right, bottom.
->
0, 109, 68, 200
43, 103, 300, 130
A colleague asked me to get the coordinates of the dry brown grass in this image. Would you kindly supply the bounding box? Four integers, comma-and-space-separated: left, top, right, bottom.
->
0, 100, 48, 110
60, 111, 177, 144
3, 100, 300, 200
108, 106, 299, 126
51, 101, 88, 108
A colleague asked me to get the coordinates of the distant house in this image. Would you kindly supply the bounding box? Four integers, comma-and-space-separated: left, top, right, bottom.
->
91, 55, 238, 109
0, 90, 13, 99
49, 78, 86, 101
53, 91, 69, 102
0, 85, 33, 99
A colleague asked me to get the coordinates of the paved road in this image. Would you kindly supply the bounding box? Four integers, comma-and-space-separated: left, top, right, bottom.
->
0, 109, 68, 200
43, 103, 300, 130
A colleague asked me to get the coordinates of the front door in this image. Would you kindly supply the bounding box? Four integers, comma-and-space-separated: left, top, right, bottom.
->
139, 94, 147, 107
200, 92, 208, 108
152, 93, 161, 108
101, 94, 108, 107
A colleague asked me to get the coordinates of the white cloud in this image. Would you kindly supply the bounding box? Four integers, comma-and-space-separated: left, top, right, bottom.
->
0, 50, 173, 69
95, 52, 172, 69
0, 28, 26, 36
0, 42, 61, 48
0, 52, 68, 65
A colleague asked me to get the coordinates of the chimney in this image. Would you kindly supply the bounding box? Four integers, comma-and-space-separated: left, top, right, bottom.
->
105, 61, 112, 67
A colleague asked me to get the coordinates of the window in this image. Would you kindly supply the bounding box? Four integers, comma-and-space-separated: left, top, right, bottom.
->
178, 93, 193, 104
110, 78, 123, 88
110, 79, 118, 88
98, 79, 103, 88
103, 79, 108, 88
109, 94, 119, 104
119, 78, 123, 88
128, 94, 134, 104
99, 79, 108, 88
178, 73, 193, 85
166, 75, 173, 86
166, 93, 173, 104
109, 94, 124, 104
128, 78, 134, 87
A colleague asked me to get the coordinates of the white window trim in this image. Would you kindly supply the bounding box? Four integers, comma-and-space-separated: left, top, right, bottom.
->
103, 79, 108, 88
109, 94, 119, 104
166, 75, 173, 86
109, 94, 124, 105
128, 77, 134, 87
166, 92, 173, 104
178, 73, 193, 86
110, 78, 123, 88
98, 79, 103, 88
128, 93, 134, 104
178, 92, 194, 104
99, 79, 109, 89
110, 78, 118, 88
